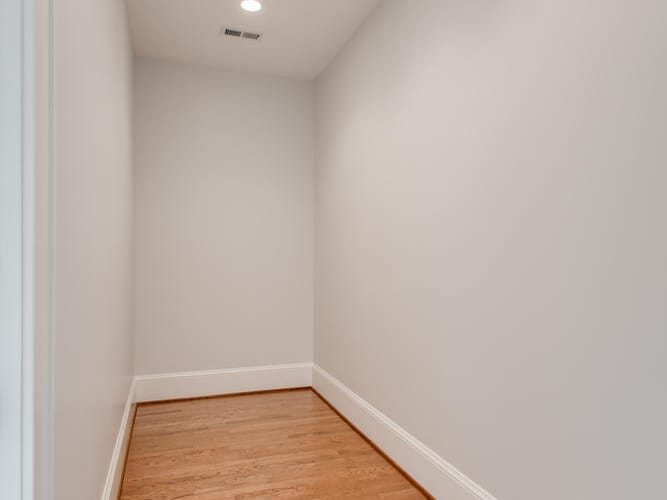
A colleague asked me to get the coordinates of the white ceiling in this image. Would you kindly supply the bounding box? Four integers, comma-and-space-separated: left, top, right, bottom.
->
126, 0, 381, 80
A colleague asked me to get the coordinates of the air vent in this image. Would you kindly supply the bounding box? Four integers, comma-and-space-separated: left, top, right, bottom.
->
222, 27, 261, 41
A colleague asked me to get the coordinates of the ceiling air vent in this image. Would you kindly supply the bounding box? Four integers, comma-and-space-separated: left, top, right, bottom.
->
222, 27, 261, 40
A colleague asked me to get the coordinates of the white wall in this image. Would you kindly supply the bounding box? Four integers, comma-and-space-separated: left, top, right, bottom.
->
315, 1, 667, 499
134, 58, 314, 375
53, 0, 134, 498
0, 0, 23, 497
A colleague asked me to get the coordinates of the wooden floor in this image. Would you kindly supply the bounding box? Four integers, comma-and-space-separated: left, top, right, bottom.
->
119, 389, 428, 499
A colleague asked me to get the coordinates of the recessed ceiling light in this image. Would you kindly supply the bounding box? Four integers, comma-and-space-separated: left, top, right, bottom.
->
240, 0, 262, 12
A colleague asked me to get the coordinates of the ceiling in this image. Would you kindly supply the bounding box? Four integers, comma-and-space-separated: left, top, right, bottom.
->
126, 0, 381, 80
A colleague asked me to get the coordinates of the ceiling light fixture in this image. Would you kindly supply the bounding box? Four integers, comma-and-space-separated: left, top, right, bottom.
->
240, 0, 262, 12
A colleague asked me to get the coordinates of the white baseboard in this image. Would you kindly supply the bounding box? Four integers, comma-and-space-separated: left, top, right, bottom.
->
134, 363, 313, 402
101, 379, 136, 500
312, 365, 497, 500
111, 364, 494, 500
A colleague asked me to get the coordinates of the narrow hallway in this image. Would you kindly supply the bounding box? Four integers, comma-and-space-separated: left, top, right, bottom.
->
6, 0, 666, 499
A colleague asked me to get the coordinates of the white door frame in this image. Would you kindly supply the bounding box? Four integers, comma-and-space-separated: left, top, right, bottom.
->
1, 0, 27, 496
27, 0, 54, 497
1, 0, 54, 499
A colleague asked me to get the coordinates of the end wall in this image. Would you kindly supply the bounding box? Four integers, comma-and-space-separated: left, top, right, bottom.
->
133, 58, 314, 375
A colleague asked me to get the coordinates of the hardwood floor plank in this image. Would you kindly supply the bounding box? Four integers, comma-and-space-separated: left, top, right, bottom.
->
119, 389, 428, 499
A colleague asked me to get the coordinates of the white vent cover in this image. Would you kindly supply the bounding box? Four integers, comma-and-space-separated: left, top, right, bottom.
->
222, 27, 261, 40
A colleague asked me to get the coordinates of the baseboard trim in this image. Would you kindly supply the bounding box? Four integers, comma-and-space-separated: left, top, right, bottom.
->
312, 365, 497, 500
112, 364, 494, 500
100, 379, 136, 500
134, 363, 313, 402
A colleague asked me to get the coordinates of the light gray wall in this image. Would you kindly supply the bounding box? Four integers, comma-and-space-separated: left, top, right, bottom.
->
52, 0, 134, 498
134, 58, 314, 375
314, 1, 667, 499
0, 0, 23, 497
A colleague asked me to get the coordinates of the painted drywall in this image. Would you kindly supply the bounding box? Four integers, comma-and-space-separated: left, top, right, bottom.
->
315, 1, 667, 499
0, 0, 23, 497
134, 58, 314, 374
52, 0, 134, 498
